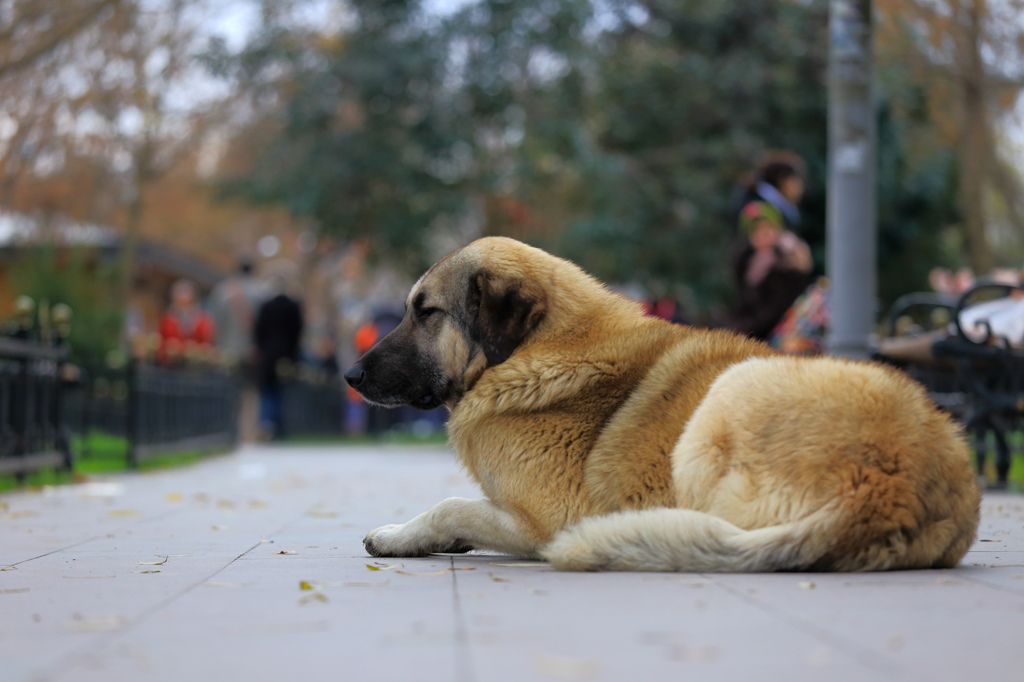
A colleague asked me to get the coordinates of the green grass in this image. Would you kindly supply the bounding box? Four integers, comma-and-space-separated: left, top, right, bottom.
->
5, 429, 1022, 494
0, 431, 229, 494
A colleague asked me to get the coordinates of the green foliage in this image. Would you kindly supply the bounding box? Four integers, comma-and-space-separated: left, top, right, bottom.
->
7, 247, 122, 362
215, 0, 469, 273
212, 0, 968, 316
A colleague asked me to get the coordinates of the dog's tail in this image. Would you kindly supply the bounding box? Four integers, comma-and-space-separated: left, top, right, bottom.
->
540, 500, 968, 572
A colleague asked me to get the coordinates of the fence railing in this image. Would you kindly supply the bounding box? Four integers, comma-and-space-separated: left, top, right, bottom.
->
65, 358, 240, 466
128, 361, 239, 465
0, 338, 72, 479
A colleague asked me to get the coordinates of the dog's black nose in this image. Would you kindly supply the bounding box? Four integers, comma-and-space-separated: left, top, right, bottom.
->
344, 363, 365, 388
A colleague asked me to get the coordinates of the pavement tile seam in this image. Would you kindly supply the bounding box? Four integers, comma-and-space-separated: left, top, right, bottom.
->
451, 556, 478, 682
36, 499, 331, 681
709, 576, 903, 679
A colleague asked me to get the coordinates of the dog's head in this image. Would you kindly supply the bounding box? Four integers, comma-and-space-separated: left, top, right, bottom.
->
344, 238, 548, 409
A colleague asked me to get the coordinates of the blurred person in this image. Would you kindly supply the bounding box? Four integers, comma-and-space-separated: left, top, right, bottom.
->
726, 200, 813, 341
158, 279, 215, 365
733, 150, 806, 233
253, 276, 304, 440
877, 267, 1024, 364
208, 258, 267, 441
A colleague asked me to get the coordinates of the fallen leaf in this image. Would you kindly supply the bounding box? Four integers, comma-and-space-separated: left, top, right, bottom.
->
134, 570, 161, 574
107, 510, 141, 518
980, 539, 999, 543
164, 493, 184, 503
488, 572, 510, 582
396, 568, 475, 577
0, 566, 17, 572
3, 510, 39, 519
137, 556, 168, 566
366, 562, 400, 571
259, 538, 273, 544
299, 580, 316, 591
0, 588, 29, 594
277, 550, 298, 555
798, 581, 816, 590
68, 614, 125, 633
532, 653, 603, 680
299, 592, 329, 605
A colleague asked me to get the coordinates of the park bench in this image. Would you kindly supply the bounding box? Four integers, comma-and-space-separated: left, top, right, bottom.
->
879, 281, 1024, 489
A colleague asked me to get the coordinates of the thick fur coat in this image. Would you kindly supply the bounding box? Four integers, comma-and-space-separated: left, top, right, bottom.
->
345, 237, 980, 571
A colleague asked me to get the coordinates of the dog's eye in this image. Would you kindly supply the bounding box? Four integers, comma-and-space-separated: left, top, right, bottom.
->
417, 307, 441, 322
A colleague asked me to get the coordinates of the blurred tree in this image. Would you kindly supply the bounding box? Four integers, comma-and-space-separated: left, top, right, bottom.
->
210, 0, 471, 273
213, 0, 1008, 317
9, 244, 122, 362
877, 0, 1024, 274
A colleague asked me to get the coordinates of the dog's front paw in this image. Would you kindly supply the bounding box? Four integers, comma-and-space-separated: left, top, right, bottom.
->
363, 523, 474, 558
363, 524, 414, 557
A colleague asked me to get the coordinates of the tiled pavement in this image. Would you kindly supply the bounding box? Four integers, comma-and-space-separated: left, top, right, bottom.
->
1, 444, 1022, 682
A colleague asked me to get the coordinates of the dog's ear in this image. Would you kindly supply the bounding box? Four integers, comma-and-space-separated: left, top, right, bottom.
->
468, 269, 547, 365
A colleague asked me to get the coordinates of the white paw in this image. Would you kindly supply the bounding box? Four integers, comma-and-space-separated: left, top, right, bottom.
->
363, 523, 414, 557
363, 521, 474, 558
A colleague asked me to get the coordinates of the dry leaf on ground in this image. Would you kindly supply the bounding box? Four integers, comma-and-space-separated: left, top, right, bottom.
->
299, 592, 329, 605
532, 653, 603, 680
277, 550, 298, 555
366, 562, 400, 571
0, 588, 29, 594
138, 556, 169, 566
798, 581, 816, 590
396, 568, 475, 577
488, 572, 509, 582
107, 510, 141, 518
68, 615, 126, 633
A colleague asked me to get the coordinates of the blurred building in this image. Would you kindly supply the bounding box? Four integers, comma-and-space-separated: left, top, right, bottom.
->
0, 209, 224, 330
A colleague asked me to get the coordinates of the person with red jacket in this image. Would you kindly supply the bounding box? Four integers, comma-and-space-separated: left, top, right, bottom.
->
158, 279, 215, 364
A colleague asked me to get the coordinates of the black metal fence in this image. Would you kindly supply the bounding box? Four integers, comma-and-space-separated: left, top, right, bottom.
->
0, 338, 72, 479
65, 358, 240, 466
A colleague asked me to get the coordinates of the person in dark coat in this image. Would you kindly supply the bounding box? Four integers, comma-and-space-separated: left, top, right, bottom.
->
254, 277, 304, 440
727, 199, 813, 341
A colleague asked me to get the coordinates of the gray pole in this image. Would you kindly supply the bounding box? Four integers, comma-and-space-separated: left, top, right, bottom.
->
826, 0, 876, 359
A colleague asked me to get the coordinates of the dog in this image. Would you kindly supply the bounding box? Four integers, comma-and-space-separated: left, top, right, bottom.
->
344, 237, 980, 571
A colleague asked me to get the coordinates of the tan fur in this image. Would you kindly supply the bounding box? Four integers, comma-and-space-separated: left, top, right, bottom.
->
360, 237, 981, 572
